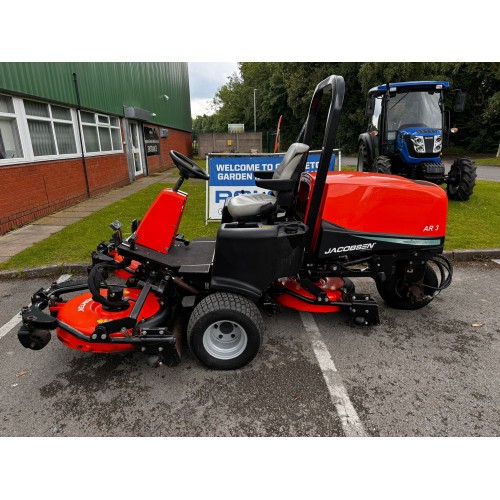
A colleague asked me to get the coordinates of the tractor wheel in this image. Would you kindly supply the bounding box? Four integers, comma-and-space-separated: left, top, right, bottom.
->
446, 157, 477, 201
373, 155, 392, 174
187, 292, 263, 370
357, 142, 370, 172
376, 264, 438, 310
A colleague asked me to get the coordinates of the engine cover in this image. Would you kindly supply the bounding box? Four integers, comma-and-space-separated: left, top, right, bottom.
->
297, 172, 448, 254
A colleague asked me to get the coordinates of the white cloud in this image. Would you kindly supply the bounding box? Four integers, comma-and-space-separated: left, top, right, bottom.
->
190, 98, 216, 118
189, 62, 238, 118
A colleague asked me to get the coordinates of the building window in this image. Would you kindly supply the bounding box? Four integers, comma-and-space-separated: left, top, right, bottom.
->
0, 95, 23, 160
80, 111, 122, 154
24, 99, 77, 157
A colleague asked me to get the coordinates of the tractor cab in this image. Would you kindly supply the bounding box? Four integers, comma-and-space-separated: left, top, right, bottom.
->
373, 82, 446, 161
358, 81, 476, 201
367, 82, 449, 168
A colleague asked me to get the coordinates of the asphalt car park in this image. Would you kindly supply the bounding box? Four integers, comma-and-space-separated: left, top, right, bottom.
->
0, 260, 499, 437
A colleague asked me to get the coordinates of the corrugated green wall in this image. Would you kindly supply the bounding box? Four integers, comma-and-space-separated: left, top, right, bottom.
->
0, 62, 191, 131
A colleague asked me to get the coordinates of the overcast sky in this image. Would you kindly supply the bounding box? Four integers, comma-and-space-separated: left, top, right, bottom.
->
188, 62, 239, 119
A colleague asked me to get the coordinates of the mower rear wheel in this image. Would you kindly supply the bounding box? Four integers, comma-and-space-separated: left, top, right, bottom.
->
373, 155, 392, 174
446, 157, 477, 201
187, 292, 263, 370
376, 264, 438, 310
357, 142, 370, 172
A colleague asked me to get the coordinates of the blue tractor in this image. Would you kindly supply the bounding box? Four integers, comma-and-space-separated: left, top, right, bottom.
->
358, 81, 477, 201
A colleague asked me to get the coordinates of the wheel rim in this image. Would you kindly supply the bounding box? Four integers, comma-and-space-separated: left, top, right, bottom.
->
202, 321, 248, 360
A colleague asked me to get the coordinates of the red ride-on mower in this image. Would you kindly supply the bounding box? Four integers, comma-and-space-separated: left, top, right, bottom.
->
18, 75, 453, 370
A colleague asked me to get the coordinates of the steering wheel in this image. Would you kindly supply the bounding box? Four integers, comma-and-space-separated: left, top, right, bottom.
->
169, 150, 209, 180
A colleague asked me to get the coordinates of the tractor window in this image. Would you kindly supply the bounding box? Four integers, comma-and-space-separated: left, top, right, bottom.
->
387, 91, 442, 131
370, 96, 382, 131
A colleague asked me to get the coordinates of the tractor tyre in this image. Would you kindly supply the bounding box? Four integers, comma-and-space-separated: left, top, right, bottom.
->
376, 264, 438, 310
446, 157, 477, 201
357, 142, 370, 172
373, 155, 392, 174
187, 292, 263, 370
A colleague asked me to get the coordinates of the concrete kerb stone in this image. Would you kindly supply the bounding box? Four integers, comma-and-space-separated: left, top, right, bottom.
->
1, 249, 499, 281
0, 263, 89, 281
443, 248, 500, 262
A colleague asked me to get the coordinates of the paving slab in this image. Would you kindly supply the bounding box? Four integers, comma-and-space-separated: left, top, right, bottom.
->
32, 217, 85, 225
58, 211, 94, 217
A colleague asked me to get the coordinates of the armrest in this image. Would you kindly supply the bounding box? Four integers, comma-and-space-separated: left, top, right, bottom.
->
254, 171, 275, 179
255, 178, 295, 191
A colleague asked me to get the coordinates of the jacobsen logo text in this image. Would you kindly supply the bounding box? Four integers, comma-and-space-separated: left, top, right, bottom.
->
78, 298, 93, 312
325, 243, 376, 254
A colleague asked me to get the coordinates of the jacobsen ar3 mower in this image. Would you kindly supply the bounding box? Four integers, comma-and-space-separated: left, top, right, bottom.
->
358, 81, 477, 201
18, 75, 452, 370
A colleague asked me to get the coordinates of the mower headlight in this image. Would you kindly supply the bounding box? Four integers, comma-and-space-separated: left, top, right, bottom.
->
411, 136, 424, 146
415, 146, 425, 153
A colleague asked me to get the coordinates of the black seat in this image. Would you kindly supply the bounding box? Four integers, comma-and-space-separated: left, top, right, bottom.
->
226, 142, 310, 220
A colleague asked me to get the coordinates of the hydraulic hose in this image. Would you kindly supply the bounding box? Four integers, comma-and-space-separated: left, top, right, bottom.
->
88, 263, 129, 309
427, 254, 453, 293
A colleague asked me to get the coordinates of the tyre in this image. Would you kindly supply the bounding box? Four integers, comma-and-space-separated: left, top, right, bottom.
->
373, 155, 392, 174
446, 157, 477, 201
376, 264, 438, 310
187, 292, 264, 370
357, 142, 370, 172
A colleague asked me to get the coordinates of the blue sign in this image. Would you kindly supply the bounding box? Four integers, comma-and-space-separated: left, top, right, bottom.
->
207, 152, 336, 220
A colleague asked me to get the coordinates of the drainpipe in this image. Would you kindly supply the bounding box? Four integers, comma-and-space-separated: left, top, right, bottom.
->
72, 72, 91, 198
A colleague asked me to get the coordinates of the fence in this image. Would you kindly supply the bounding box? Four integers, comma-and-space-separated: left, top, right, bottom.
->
193, 131, 283, 157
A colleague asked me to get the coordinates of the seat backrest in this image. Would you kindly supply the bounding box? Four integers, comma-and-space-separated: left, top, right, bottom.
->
272, 142, 310, 215
273, 142, 310, 182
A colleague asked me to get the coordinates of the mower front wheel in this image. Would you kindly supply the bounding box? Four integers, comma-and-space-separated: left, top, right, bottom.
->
376, 264, 438, 310
187, 292, 263, 370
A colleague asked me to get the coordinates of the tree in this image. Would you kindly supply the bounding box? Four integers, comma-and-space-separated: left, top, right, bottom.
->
198, 62, 500, 155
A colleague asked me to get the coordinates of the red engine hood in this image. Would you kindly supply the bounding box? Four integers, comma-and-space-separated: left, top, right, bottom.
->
299, 172, 448, 238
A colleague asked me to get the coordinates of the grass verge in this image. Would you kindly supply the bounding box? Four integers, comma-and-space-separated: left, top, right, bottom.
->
0, 180, 217, 271
475, 158, 500, 165
0, 178, 498, 270
445, 181, 500, 249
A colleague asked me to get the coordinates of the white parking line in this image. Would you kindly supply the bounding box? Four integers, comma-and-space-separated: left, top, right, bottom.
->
299, 312, 367, 437
0, 313, 22, 340
493, 259, 500, 265
0, 274, 72, 341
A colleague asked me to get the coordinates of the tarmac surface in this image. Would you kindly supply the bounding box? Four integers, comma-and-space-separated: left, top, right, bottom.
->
1, 260, 499, 437
341, 156, 500, 181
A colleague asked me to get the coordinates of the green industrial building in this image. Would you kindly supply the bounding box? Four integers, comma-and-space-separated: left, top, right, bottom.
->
0, 62, 192, 234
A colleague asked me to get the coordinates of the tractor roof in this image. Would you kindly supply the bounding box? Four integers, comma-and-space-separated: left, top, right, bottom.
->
369, 81, 450, 95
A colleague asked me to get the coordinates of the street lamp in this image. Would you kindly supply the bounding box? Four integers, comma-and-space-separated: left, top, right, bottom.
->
253, 88, 258, 132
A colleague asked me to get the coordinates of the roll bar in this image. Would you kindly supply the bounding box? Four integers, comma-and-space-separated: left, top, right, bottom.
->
301, 75, 345, 250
